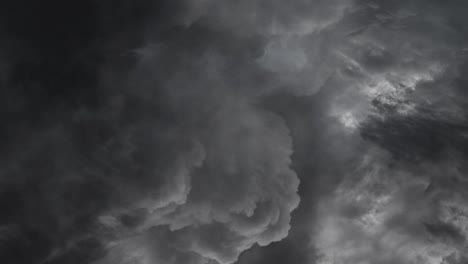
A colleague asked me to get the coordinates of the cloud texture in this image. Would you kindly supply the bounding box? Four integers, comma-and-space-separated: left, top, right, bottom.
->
1, 1, 468, 264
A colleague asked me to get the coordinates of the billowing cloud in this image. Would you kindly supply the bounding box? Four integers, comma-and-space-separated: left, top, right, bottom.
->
91, 101, 300, 264
2, 1, 468, 264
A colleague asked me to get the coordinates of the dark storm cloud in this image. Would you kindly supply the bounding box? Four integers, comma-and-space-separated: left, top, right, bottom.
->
302, 1, 468, 263
235, 1, 468, 263
2, 0, 468, 264
0, 1, 186, 263
0, 1, 305, 263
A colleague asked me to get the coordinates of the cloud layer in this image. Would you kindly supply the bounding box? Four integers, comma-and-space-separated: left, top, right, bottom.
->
1, 1, 468, 264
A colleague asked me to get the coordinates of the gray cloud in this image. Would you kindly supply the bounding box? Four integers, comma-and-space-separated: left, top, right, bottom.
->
2, 1, 468, 264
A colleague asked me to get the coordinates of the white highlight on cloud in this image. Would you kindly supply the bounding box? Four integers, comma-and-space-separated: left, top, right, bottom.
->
338, 111, 360, 130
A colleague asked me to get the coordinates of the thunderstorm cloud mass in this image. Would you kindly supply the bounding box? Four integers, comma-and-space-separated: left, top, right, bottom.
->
1, 1, 468, 264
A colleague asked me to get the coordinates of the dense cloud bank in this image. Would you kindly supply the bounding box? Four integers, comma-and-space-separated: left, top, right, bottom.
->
1, 1, 468, 264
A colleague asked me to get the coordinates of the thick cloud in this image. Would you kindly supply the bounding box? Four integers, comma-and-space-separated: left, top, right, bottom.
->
304, 1, 468, 264
2, 0, 468, 264
0, 1, 302, 263
90, 101, 300, 264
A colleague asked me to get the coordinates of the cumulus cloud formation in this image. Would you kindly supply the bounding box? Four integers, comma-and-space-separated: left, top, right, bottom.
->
91, 101, 300, 264
1, 0, 468, 264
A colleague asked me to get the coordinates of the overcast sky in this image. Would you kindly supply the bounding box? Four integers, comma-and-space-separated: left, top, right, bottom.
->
1, 1, 468, 264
